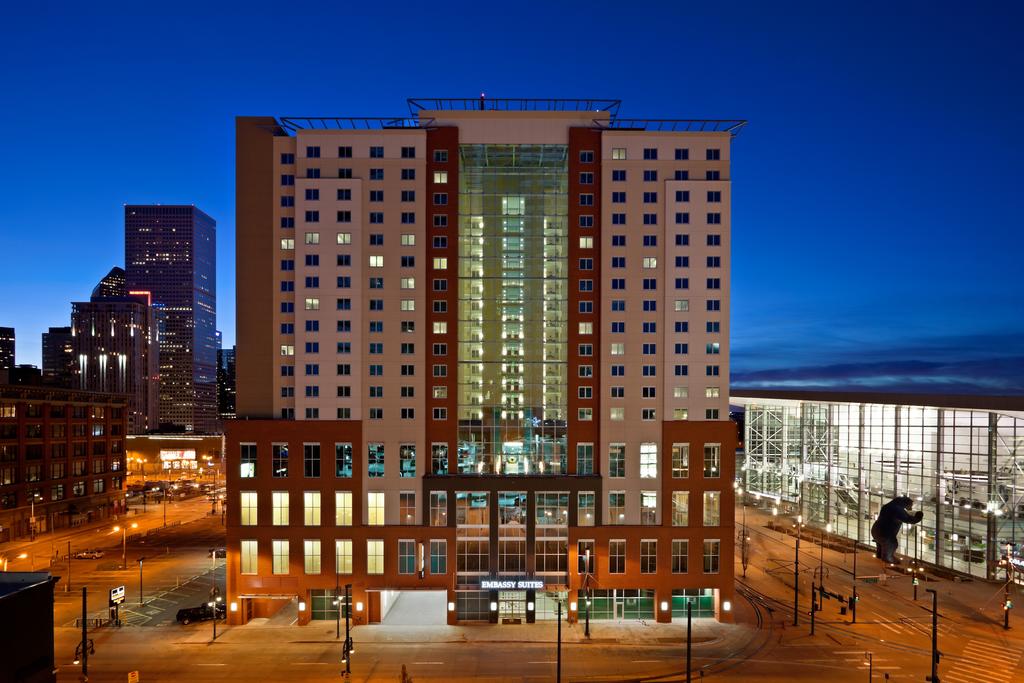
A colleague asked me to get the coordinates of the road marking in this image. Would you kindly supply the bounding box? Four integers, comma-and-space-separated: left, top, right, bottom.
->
413, 662, 445, 665
528, 661, 556, 664
943, 638, 1023, 683
631, 660, 662, 663
196, 663, 225, 666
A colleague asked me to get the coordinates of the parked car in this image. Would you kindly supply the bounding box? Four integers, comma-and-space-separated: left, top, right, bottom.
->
73, 549, 104, 559
176, 603, 225, 625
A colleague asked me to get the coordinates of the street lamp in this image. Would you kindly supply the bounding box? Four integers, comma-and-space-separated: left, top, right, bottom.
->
925, 588, 940, 682
29, 491, 42, 540
341, 583, 353, 675
113, 522, 138, 569
864, 651, 872, 681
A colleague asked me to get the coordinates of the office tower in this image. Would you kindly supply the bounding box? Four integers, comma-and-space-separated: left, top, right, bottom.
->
227, 99, 743, 627
92, 266, 126, 298
218, 344, 237, 420
125, 205, 217, 433
71, 273, 159, 434
0, 327, 14, 371
42, 326, 75, 384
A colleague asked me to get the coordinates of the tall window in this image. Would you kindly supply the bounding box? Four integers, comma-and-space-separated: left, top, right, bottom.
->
431, 443, 448, 475
608, 444, 625, 478
576, 443, 593, 475
430, 491, 447, 526
609, 540, 625, 573
398, 540, 416, 575
368, 492, 385, 526
703, 539, 720, 573
336, 539, 352, 574
608, 491, 625, 524
335, 491, 352, 526
703, 491, 720, 526
578, 539, 595, 574
240, 491, 257, 526
672, 443, 689, 478
640, 539, 657, 573
640, 491, 657, 525
240, 444, 257, 478
577, 492, 595, 526
672, 539, 689, 573
304, 539, 321, 574
400, 492, 416, 524
399, 445, 416, 477
240, 540, 258, 574
303, 491, 321, 526
672, 491, 689, 526
703, 444, 721, 478
335, 443, 353, 478
368, 443, 384, 477
272, 491, 289, 525
272, 444, 289, 477
430, 540, 447, 574
639, 443, 658, 478
304, 443, 321, 477
272, 540, 289, 575
367, 540, 384, 575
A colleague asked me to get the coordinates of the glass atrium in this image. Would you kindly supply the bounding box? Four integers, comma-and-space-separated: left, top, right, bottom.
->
735, 395, 1024, 579
457, 144, 568, 475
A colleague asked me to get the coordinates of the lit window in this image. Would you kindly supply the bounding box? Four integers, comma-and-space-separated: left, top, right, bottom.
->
433, 257, 448, 270
303, 491, 321, 526
368, 492, 385, 526
303, 539, 321, 574
335, 491, 352, 526
640, 443, 658, 478
703, 491, 720, 526
610, 407, 624, 421
611, 148, 627, 160
369, 255, 384, 268
433, 171, 448, 184
240, 540, 257, 574
367, 540, 384, 575
335, 539, 352, 574
272, 540, 289, 575
578, 322, 593, 335
433, 321, 448, 334
401, 278, 415, 289
240, 491, 257, 526
336, 232, 352, 245
272, 491, 289, 525
401, 234, 416, 246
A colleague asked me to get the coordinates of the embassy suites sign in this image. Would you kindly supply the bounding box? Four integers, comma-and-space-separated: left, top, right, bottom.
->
480, 578, 545, 590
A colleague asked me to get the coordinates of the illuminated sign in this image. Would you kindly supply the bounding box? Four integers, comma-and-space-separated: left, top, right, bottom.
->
480, 579, 544, 590
159, 449, 197, 462
109, 585, 126, 606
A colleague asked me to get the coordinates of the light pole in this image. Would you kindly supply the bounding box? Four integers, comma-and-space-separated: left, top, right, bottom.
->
1003, 543, 1014, 630
334, 573, 341, 639
556, 598, 562, 683
342, 583, 352, 676
865, 651, 872, 681
138, 557, 145, 606
210, 548, 221, 641
925, 588, 939, 682
686, 599, 692, 683
113, 522, 137, 569
583, 548, 592, 638
851, 540, 858, 624
29, 492, 41, 540
793, 515, 802, 626
65, 540, 71, 592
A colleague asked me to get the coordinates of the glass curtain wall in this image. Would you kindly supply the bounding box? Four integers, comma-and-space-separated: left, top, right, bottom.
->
458, 144, 568, 475
742, 399, 1024, 579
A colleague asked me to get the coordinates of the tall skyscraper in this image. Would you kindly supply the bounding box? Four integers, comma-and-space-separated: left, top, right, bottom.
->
217, 344, 237, 420
41, 326, 75, 384
125, 205, 217, 433
71, 273, 159, 434
0, 327, 14, 371
226, 99, 742, 627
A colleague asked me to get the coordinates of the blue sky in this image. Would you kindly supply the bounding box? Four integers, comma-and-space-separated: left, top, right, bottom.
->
1, 1, 1021, 393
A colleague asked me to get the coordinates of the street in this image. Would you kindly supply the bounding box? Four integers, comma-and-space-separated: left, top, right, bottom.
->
11, 498, 1020, 682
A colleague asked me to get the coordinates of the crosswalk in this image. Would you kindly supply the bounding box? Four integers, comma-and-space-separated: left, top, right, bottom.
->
944, 639, 1023, 683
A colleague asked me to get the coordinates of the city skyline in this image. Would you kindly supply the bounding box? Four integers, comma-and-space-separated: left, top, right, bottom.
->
2, 3, 1022, 395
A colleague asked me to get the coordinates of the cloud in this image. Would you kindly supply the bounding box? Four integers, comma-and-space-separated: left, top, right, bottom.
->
731, 356, 1024, 395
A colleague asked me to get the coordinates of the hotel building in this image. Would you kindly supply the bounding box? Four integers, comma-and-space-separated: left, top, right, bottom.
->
227, 99, 743, 626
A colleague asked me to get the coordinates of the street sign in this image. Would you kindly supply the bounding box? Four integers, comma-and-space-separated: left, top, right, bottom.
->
110, 585, 126, 606
128, 671, 139, 683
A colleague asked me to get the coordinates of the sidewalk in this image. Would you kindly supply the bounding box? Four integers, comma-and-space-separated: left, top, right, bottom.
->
223, 617, 741, 647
